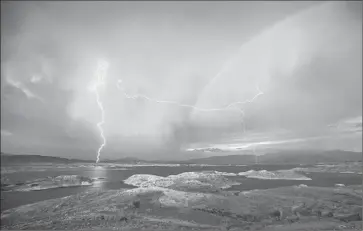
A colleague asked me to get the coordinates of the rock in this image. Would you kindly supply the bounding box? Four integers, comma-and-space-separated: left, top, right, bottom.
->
292, 202, 306, 217
124, 172, 239, 191
334, 213, 361, 222
294, 184, 308, 188
6, 175, 94, 192
286, 215, 300, 223
321, 210, 334, 217
132, 200, 141, 209
119, 217, 128, 222
352, 206, 363, 217
311, 208, 322, 218
269, 209, 283, 220
238, 170, 312, 180
298, 208, 313, 217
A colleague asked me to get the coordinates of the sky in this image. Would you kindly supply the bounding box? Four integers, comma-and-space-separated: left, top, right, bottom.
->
1, 1, 362, 161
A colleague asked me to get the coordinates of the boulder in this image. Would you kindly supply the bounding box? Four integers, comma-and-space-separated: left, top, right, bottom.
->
285, 215, 299, 223
334, 213, 361, 222
269, 209, 283, 220
321, 210, 334, 217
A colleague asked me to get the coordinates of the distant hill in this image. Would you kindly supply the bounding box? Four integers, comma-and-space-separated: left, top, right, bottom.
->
186, 154, 257, 165
101, 157, 152, 164
186, 150, 362, 165
101, 157, 183, 165
0, 153, 94, 165
260, 150, 362, 164
1, 149, 361, 166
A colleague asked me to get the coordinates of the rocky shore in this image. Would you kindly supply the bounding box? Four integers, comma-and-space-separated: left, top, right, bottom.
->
1, 170, 361, 230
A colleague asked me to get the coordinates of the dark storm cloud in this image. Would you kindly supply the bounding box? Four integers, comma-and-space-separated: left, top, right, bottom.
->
1, 1, 361, 159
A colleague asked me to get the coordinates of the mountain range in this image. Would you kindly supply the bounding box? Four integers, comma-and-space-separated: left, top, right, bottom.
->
0, 153, 94, 165
184, 150, 362, 165
1, 149, 361, 165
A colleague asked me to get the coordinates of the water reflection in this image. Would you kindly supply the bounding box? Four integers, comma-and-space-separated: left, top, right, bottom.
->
89, 165, 108, 189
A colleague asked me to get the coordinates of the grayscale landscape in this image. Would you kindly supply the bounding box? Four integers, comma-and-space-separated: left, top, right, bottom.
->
1, 1, 362, 230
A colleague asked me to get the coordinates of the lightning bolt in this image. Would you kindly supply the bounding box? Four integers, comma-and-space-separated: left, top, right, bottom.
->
116, 79, 263, 134
92, 49, 263, 163
90, 57, 263, 163
91, 60, 109, 164
117, 79, 263, 112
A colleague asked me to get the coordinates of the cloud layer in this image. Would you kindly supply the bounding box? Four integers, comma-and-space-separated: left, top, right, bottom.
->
1, 1, 361, 159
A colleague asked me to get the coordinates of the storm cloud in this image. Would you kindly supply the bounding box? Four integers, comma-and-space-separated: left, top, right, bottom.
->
1, 1, 361, 160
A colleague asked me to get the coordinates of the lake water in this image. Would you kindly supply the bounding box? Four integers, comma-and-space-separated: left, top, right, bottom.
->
1, 164, 361, 211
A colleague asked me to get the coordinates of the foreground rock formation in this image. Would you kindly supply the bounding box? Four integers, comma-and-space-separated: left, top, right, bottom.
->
238, 169, 312, 180
1, 170, 361, 230
2, 175, 94, 192
293, 162, 362, 175
124, 171, 240, 192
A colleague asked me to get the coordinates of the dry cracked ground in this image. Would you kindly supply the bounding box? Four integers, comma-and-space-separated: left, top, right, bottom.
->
1, 171, 362, 231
